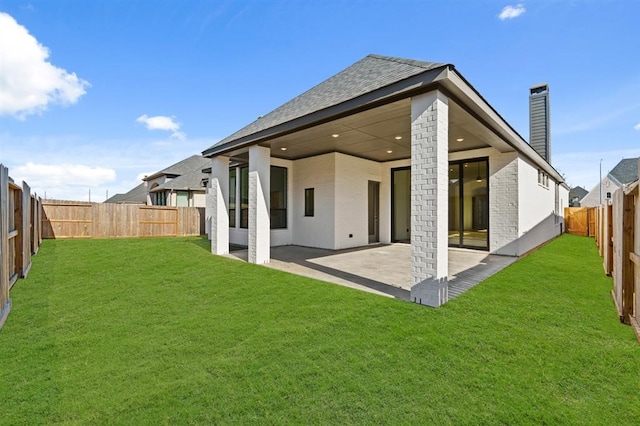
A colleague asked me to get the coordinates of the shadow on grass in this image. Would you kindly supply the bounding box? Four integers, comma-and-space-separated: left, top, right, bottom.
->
189, 235, 211, 252
188, 236, 247, 253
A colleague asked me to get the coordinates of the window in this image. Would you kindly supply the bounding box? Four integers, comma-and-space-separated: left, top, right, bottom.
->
155, 191, 166, 206
240, 166, 249, 228
304, 188, 314, 217
176, 191, 189, 207
270, 166, 287, 229
238, 165, 288, 229
538, 169, 549, 188
229, 168, 237, 227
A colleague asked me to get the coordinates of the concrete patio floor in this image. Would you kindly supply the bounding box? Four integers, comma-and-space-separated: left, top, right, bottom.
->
225, 244, 518, 302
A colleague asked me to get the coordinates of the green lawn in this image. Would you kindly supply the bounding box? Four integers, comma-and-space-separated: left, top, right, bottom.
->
1, 234, 638, 424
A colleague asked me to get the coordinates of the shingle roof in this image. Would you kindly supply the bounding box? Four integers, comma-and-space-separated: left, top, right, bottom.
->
149, 156, 210, 192
569, 186, 588, 200
203, 54, 447, 153
609, 158, 639, 185
160, 168, 207, 191
145, 155, 210, 181
105, 182, 147, 204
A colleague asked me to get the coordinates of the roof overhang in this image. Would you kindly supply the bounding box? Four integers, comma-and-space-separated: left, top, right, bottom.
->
204, 65, 565, 184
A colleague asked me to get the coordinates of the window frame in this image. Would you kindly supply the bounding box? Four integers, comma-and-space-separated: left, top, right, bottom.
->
304, 188, 315, 217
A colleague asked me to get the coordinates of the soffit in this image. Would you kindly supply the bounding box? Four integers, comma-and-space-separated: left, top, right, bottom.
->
225, 98, 513, 163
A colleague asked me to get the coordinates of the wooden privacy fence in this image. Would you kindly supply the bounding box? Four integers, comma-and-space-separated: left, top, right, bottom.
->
564, 207, 597, 236
41, 201, 205, 239
593, 169, 640, 342
610, 181, 639, 338
0, 164, 42, 331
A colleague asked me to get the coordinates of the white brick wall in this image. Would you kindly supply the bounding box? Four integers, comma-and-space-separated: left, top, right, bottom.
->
489, 151, 519, 255
410, 91, 449, 307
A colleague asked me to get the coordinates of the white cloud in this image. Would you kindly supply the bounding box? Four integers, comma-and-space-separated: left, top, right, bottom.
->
136, 114, 186, 140
13, 162, 116, 187
0, 12, 89, 118
11, 162, 116, 201
634, 123, 640, 131
0, 133, 214, 202
498, 4, 526, 20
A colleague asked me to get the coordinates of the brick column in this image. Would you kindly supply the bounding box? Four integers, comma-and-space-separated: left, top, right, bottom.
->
210, 156, 229, 255
489, 153, 519, 255
249, 145, 270, 264
410, 90, 449, 307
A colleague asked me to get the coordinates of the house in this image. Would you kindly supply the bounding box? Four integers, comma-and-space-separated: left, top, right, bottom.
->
568, 186, 588, 207
144, 155, 210, 207
202, 54, 569, 307
105, 182, 148, 204
580, 158, 639, 207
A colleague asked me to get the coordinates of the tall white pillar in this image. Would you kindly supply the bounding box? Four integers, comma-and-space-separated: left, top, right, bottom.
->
410, 90, 449, 307
205, 172, 212, 241
249, 145, 270, 264
210, 156, 229, 255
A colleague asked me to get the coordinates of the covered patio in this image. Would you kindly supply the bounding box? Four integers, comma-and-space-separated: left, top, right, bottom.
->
204, 55, 566, 307
225, 244, 518, 301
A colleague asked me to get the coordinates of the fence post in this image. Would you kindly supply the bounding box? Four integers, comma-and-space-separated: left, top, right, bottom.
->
0, 165, 11, 330
632, 185, 640, 340
620, 192, 635, 324
22, 182, 32, 277
12, 183, 23, 286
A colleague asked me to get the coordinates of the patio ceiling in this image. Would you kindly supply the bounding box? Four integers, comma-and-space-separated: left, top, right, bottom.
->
224, 98, 514, 163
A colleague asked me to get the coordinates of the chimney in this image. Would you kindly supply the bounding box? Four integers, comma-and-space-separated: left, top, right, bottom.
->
529, 83, 550, 163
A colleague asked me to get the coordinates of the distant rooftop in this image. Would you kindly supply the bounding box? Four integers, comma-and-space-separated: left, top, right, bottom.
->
609, 158, 639, 185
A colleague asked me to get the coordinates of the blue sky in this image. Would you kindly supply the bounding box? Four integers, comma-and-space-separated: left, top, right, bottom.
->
1, 0, 639, 201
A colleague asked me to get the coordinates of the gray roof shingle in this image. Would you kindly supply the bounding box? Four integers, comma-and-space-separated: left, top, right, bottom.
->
149, 156, 210, 192
204, 54, 447, 153
160, 168, 207, 191
609, 158, 639, 185
145, 155, 210, 181
569, 186, 588, 200
105, 182, 147, 204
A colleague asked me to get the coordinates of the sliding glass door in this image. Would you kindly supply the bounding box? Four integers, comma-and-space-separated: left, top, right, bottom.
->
448, 159, 489, 249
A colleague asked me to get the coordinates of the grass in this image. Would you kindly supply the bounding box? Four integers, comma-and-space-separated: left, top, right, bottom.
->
1, 234, 638, 425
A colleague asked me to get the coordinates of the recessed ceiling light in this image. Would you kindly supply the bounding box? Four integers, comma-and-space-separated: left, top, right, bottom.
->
280, 147, 287, 151
386, 150, 393, 154
456, 138, 464, 142
394, 136, 402, 140
331, 134, 339, 138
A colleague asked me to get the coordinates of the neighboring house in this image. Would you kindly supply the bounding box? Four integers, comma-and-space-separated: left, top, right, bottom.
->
105, 182, 148, 204
568, 186, 588, 207
202, 54, 569, 306
580, 158, 639, 207
144, 155, 210, 207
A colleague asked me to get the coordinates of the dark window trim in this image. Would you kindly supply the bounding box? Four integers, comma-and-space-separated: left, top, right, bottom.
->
238, 165, 289, 229
391, 166, 410, 242
270, 165, 287, 229
304, 187, 315, 217
448, 157, 490, 251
